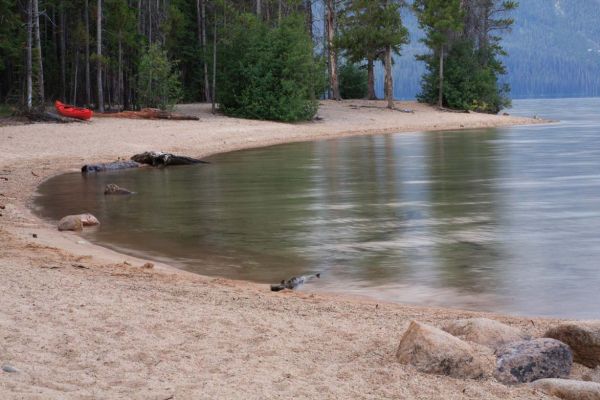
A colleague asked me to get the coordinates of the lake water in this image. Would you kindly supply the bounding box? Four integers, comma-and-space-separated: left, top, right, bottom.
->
34, 98, 600, 318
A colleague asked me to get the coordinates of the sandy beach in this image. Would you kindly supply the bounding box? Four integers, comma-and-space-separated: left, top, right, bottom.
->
0, 100, 578, 399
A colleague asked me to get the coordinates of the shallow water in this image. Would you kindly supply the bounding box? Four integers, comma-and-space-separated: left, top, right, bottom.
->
34, 98, 600, 318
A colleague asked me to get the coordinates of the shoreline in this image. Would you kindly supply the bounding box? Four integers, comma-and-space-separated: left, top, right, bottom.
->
0, 100, 569, 399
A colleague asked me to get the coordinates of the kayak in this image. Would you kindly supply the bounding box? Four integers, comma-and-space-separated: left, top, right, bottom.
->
54, 100, 93, 120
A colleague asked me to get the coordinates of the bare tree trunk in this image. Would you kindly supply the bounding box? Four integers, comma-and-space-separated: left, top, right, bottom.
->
326, 0, 340, 100
278, 0, 282, 23
59, 3, 66, 101
26, 0, 33, 110
438, 46, 444, 108
211, 12, 217, 114
33, 0, 44, 109
72, 49, 79, 104
384, 45, 393, 109
118, 38, 123, 109
305, 0, 313, 41
85, 0, 91, 106
256, 0, 261, 18
197, 0, 211, 103
367, 57, 376, 100
97, 0, 104, 112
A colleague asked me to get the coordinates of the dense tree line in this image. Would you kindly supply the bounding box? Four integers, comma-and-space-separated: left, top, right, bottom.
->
0, 0, 516, 119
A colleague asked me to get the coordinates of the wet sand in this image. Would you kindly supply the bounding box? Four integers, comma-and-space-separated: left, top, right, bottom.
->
0, 101, 568, 399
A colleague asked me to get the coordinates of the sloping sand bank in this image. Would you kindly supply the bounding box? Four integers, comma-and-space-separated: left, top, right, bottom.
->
0, 101, 567, 399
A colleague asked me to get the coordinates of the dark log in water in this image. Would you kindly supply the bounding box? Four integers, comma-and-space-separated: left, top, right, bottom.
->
131, 151, 209, 167
81, 161, 141, 173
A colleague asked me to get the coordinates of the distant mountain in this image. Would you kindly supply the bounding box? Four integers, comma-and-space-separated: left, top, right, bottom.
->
378, 0, 600, 100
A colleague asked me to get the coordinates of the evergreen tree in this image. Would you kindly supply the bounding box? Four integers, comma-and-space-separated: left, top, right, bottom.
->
137, 44, 183, 110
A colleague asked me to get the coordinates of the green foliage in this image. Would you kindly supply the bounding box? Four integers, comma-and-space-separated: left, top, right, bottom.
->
413, 0, 463, 49
418, 40, 510, 113
218, 14, 323, 122
339, 63, 367, 99
137, 44, 183, 110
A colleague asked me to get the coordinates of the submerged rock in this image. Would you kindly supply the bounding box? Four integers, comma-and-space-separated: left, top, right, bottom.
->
494, 338, 573, 384
443, 318, 528, 350
58, 215, 83, 232
530, 378, 600, 400
78, 213, 100, 226
104, 183, 133, 195
545, 322, 600, 368
396, 321, 491, 379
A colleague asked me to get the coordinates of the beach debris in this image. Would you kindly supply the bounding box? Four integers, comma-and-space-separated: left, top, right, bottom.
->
1, 364, 18, 373
494, 338, 572, 384
104, 183, 134, 195
95, 108, 199, 121
31, 170, 39, 177
396, 320, 491, 379
131, 151, 209, 167
530, 378, 600, 400
32, 233, 37, 238
443, 318, 529, 350
72, 264, 90, 269
25, 110, 84, 123
270, 273, 321, 292
58, 215, 83, 232
545, 322, 600, 368
81, 161, 141, 174
142, 262, 154, 269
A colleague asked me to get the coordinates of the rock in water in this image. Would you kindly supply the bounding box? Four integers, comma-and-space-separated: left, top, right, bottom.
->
58, 215, 83, 232
78, 213, 100, 226
104, 183, 133, 195
131, 151, 208, 167
396, 321, 491, 379
270, 273, 321, 291
443, 318, 528, 350
545, 322, 600, 368
530, 379, 600, 400
494, 338, 573, 384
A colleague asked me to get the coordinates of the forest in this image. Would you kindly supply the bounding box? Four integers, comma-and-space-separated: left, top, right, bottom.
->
0, 0, 517, 121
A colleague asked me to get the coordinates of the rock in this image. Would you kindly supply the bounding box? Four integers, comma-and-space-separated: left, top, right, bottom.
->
443, 318, 528, 349
545, 322, 600, 368
494, 338, 573, 384
396, 321, 491, 379
81, 161, 141, 174
141, 262, 154, 269
131, 151, 208, 167
104, 183, 133, 195
1, 364, 18, 373
78, 213, 100, 226
58, 215, 83, 232
530, 379, 600, 400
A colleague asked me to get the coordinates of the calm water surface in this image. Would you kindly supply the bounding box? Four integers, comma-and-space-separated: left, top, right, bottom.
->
34, 98, 600, 318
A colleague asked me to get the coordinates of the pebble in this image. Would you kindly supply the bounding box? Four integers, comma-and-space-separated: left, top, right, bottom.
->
2, 364, 18, 373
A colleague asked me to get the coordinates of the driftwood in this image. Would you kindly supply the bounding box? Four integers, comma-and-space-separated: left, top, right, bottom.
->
271, 273, 321, 292
96, 108, 199, 121
25, 111, 85, 123
131, 151, 208, 167
81, 161, 141, 174
349, 104, 415, 113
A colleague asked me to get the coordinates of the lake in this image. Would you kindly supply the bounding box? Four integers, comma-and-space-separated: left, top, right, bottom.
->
34, 98, 600, 318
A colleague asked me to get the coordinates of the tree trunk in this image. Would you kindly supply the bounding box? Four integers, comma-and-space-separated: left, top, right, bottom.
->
26, 0, 33, 110
198, 0, 211, 102
305, 0, 313, 41
367, 57, 376, 100
256, 0, 261, 18
326, 0, 340, 100
211, 12, 217, 114
33, 0, 44, 109
384, 45, 393, 109
118, 38, 123, 109
59, 3, 67, 101
278, 0, 282, 23
97, 0, 104, 112
85, 0, 91, 106
438, 46, 444, 108
72, 49, 79, 104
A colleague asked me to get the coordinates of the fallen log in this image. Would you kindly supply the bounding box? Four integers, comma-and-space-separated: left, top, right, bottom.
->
81, 161, 141, 174
96, 108, 199, 121
26, 111, 85, 123
131, 151, 209, 167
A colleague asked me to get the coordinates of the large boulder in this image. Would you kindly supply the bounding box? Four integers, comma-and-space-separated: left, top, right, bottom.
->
443, 318, 527, 350
494, 338, 573, 384
545, 322, 600, 368
396, 321, 491, 379
78, 213, 100, 226
530, 379, 600, 400
57, 215, 83, 231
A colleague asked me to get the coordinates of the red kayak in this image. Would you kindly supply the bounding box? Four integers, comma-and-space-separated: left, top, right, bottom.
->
55, 100, 93, 120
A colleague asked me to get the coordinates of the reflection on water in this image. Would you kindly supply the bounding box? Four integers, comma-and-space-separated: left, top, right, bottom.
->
34, 98, 600, 318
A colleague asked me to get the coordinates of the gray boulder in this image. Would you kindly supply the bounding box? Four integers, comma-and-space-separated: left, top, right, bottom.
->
57, 215, 83, 232
396, 321, 492, 379
545, 322, 600, 368
78, 213, 100, 226
530, 379, 600, 400
443, 318, 528, 350
494, 338, 573, 384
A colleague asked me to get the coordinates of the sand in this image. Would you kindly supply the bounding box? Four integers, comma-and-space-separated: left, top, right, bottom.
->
0, 100, 571, 399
